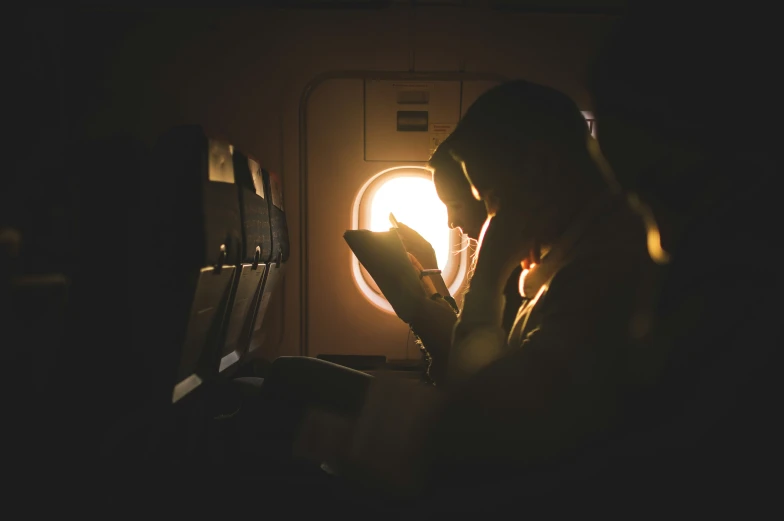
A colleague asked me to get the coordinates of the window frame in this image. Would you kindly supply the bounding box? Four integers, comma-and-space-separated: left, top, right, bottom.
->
350, 166, 469, 314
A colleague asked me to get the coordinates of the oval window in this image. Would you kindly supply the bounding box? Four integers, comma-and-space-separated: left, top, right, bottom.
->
351, 166, 469, 313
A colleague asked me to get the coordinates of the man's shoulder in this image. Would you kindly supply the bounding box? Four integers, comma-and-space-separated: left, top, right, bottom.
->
545, 206, 655, 306
575, 197, 649, 262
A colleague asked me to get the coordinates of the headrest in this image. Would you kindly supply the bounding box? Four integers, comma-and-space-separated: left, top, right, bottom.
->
151, 125, 242, 268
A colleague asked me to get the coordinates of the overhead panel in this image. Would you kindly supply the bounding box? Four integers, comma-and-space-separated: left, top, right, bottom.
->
364, 79, 461, 162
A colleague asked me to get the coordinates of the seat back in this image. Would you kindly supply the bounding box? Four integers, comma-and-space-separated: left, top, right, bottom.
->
146, 125, 241, 404
247, 168, 289, 354
217, 151, 272, 374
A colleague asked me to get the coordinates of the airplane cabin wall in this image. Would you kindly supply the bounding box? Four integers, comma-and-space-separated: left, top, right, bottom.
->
70, 6, 618, 361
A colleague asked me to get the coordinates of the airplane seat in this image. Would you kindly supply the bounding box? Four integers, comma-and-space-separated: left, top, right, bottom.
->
141, 124, 242, 408
202, 166, 289, 468
316, 354, 388, 372
246, 168, 289, 359
97, 126, 247, 488
207, 165, 288, 440
233, 376, 266, 396
216, 150, 272, 377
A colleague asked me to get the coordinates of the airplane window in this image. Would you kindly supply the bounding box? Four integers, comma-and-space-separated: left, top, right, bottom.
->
368, 176, 450, 270
352, 166, 468, 313
348, 109, 594, 313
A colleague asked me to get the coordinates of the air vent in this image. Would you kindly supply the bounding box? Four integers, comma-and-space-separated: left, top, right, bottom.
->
397, 111, 429, 132
365, 80, 460, 161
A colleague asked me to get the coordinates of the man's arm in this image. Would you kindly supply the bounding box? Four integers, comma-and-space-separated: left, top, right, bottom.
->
444, 211, 531, 385
395, 223, 452, 297
445, 285, 509, 385
430, 251, 646, 471
294, 215, 534, 494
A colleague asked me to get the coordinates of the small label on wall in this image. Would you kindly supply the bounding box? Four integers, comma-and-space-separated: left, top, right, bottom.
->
428, 123, 457, 157
208, 139, 236, 184
397, 111, 429, 132
268, 170, 284, 211
248, 157, 265, 198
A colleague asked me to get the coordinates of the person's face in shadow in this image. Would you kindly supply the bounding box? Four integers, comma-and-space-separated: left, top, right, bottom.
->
455, 149, 546, 271
432, 161, 487, 241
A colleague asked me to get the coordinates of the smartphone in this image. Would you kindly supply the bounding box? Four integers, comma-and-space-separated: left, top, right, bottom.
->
388, 212, 400, 229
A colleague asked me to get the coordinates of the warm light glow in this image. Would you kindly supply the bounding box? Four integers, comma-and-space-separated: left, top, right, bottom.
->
518, 263, 537, 297
351, 167, 469, 315
645, 226, 671, 265
625, 193, 671, 265
519, 268, 529, 297
368, 176, 451, 270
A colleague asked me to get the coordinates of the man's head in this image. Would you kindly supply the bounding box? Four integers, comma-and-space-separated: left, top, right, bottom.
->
590, 12, 717, 215
444, 80, 605, 244
590, 8, 779, 220
428, 139, 487, 241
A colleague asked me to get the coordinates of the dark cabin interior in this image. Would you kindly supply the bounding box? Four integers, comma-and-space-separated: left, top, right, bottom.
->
3, 0, 781, 516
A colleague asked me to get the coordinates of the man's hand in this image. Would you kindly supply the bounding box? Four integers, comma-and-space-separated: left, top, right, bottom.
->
407, 253, 438, 297
343, 375, 444, 496
453, 210, 533, 337
471, 211, 535, 293
394, 222, 439, 270
293, 408, 355, 470
407, 252, 451, 298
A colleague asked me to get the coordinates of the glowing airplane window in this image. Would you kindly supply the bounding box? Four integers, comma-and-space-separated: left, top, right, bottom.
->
351, 167, 468, 314
351, 111, 594, 313
367, 176, 450, 270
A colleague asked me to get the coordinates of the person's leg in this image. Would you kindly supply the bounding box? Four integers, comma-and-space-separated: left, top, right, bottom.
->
235, 356, 373, 468
262, 356, 373, 415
